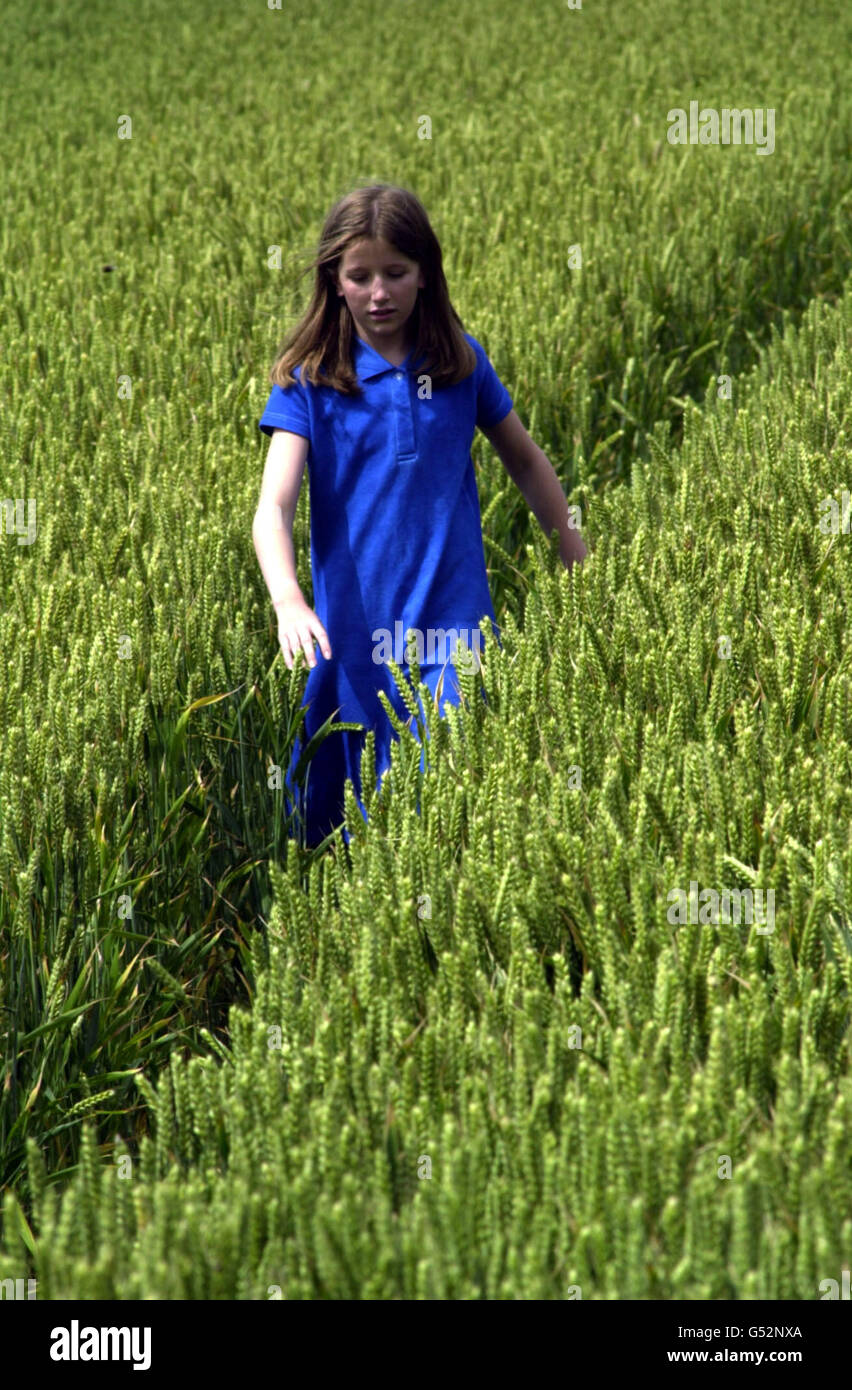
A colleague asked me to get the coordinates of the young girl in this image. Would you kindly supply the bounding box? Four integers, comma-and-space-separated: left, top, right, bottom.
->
253, 183, 587, 849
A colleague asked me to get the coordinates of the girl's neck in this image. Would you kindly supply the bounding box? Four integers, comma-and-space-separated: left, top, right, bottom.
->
357, 328, 415, 369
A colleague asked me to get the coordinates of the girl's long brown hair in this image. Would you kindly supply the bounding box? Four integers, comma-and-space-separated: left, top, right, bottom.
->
268, 183, 477, 395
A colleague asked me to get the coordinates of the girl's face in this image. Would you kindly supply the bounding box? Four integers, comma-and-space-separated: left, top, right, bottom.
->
335, 236, 425, 354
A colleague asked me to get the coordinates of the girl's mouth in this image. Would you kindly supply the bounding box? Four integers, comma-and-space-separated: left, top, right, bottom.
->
369, 309, 395, 318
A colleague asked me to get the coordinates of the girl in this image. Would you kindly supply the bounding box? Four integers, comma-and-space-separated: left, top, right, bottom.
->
253, 183, 587, 850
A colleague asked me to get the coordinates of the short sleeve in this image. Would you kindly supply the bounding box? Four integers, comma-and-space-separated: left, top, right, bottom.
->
258, 368, 311, 440
471, 337, 513, 430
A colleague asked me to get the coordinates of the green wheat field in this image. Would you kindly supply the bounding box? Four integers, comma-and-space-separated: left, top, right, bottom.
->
1, 0, 851, 1300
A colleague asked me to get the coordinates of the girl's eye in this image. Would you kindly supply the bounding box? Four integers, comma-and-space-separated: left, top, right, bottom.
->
350, 271, 404, 281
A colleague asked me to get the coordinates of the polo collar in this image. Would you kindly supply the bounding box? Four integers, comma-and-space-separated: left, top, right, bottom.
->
353, 333, 426, 382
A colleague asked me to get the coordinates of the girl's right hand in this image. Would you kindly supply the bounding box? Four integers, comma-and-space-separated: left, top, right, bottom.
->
275, 596, 332, 671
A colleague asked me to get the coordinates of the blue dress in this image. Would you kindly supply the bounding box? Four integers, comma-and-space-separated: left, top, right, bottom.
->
258, 331, 513, 847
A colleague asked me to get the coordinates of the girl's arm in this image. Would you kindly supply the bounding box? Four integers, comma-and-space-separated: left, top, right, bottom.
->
252, 429, 309, 605
253, 430, 332, 669
480, 409, 588, 569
